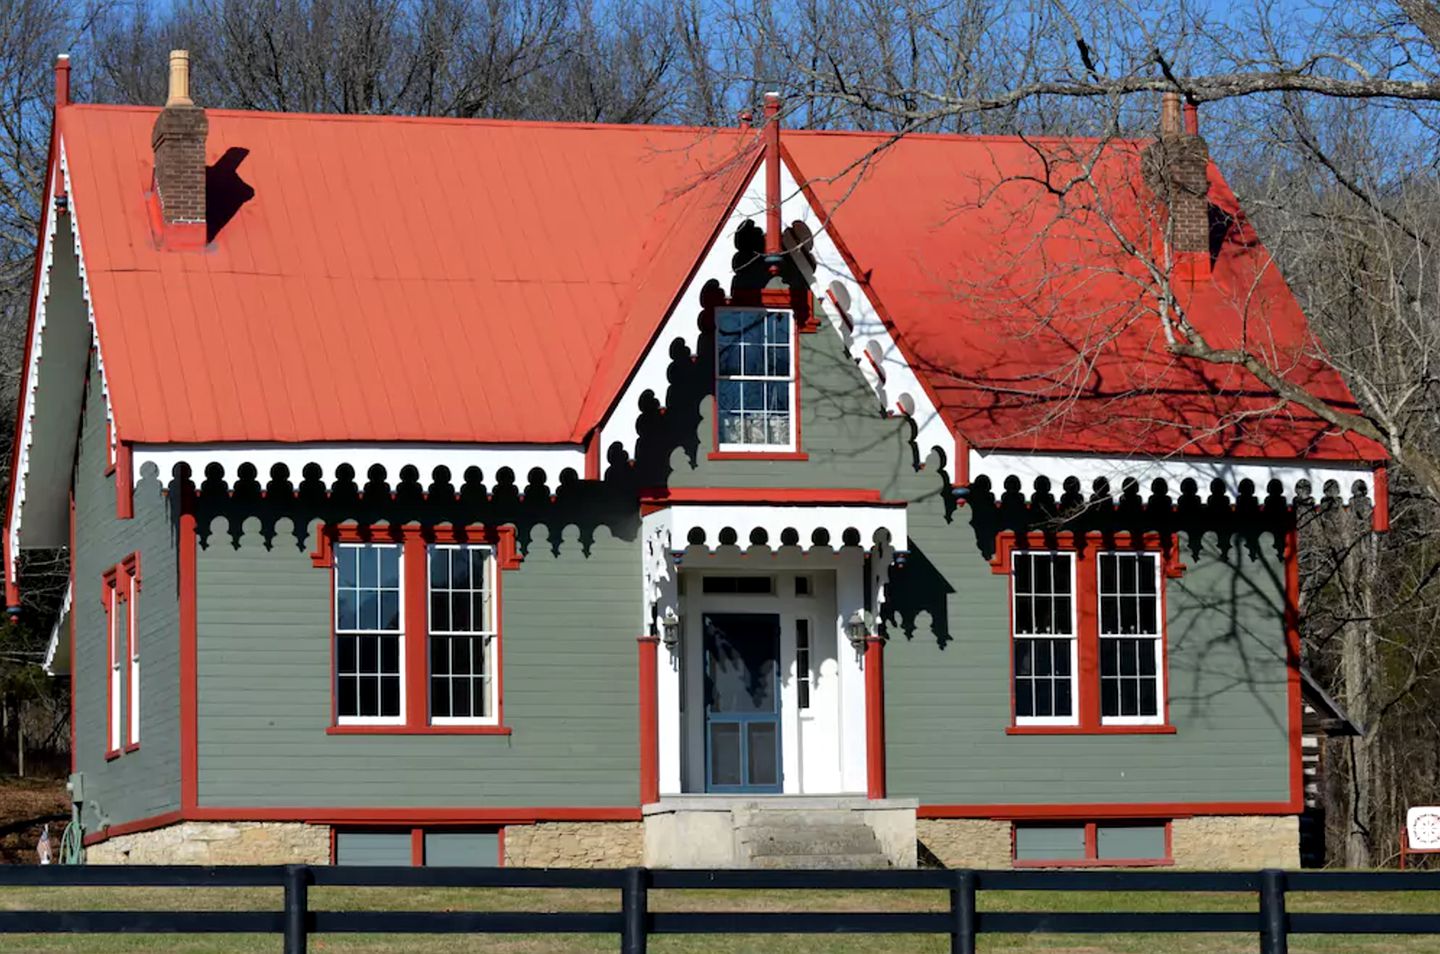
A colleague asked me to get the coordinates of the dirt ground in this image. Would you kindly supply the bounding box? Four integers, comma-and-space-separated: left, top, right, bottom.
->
0, 777, 70, 864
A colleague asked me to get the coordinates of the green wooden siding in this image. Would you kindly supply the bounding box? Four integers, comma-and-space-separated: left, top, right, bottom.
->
194, 518, 640, 807
71, 342, 182, 832
655, 309, 1293, 807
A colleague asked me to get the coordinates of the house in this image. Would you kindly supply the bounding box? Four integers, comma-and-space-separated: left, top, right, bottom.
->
13, 51, 1385, 869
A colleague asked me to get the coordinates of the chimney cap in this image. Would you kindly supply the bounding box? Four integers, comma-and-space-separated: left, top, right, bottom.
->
166, 49, 194, 108
763, 91, 781, 116
1159, 91, 1182, 137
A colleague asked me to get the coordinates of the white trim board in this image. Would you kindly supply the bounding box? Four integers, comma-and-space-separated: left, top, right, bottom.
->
968, 449, 1378, 503
132, 443, 588, 488
596, 161, 956, 473
643, 502, 907, 554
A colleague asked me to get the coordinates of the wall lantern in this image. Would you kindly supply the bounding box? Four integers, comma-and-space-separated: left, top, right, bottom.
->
660, 606, 681, 650
846, 610, 869, 652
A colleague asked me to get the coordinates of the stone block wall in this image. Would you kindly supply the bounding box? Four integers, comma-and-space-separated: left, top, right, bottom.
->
917, 819, 1012, 868
503, 821, 644, 868
1171, 815, 1298, 869
86, 821, 330, 865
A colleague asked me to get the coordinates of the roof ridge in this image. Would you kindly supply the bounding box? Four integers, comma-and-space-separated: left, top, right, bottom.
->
63, 103, 1147, 146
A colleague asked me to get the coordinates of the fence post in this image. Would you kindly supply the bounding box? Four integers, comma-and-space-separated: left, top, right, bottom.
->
950, 869, 977, 954
621, 866, 649, 954
1259, 868, 1288, 954
283, 864, 310, 954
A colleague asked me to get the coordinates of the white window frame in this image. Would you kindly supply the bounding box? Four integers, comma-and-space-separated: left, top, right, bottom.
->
126, 570, 140, 748
107, 583, 121, 752
1011, 550, 1080, 727
334, 542, 406, 726
714, 307, 798, 452
1096, 551, 1165, 726
426, 543, 499, 726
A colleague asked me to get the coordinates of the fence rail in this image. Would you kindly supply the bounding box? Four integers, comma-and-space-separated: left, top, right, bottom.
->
0, 865, 1437, 953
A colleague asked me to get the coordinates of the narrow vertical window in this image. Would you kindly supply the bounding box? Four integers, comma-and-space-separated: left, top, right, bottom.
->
334, 543, 404, 723
795, 619, 811, 710
428, 545, 497, 723
715, 309, 795, 450
104, 573, 121, 755
1012, 552, 1077, 724
1098, 552, 1163, 723
124, 556, 141, 749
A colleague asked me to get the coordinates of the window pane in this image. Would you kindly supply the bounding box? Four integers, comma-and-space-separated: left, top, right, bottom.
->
453, 676, 472, 717
359, 676, 378, 715
710, 723, 742, 787
337, 591, 357, 632
431, 675, 450, 718
430, 591, 449, 633
338, 636, 357, 673
1138, 555, 1157, 594
1054, 679, 1072, 717
1033, 557, 1052, 595
430, 637, 449, 676
748, 722, 779, 786
380, 675, 401, 717
380, 591, 400, 631
451, 550, 470, 588
1119, 554, 1137, 592
360, 548, 378, 587
1014, 554, 1032, 593
358, 592, 378, 631
1015, 679, 1035, 717
339, 676, 357, 717
1120, 678, 1139, 715
718, 340, 741, 376
358, 635, 378, 673
452, 593, 471, 631
379, 548, 400, 588
380, 635, 399, 673
1101, 678, 1118, 717
1053, 596, 1072, 634
1015, 639, 1033, 677
337, 546, 358, 588
1099, 553, 1116, 592
1051, 557, 1071, 594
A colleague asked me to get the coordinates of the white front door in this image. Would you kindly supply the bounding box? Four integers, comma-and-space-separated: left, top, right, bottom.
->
671, 558, 862, 795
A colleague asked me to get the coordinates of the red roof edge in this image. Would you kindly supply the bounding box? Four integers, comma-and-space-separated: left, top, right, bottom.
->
573, 146, 764, 443
4, 81, 67, 609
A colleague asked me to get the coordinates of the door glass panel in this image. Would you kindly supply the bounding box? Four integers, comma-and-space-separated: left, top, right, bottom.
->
704, 616, 779, 714
709, 723, 742, 787
747, 722, 779, 786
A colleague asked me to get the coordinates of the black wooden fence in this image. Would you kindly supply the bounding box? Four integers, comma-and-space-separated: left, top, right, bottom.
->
0, 865, 1438, 953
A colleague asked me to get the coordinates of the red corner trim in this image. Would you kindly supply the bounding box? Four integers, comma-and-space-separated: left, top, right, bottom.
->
638, 635, 660, 805
1005, 725, 1177, 736
185, 806, 642, 825
115, 443, 133, 520
67, 493, 76, 773
325, 724, 513, 736
81, 809, 185, 847
864, 635, 886, 799
178, 494, 199, 811
640, 487, 886, 506
410, 827, 425, 866
1372, 464, 1390, 532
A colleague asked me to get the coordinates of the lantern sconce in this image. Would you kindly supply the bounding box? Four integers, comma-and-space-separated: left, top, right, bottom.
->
660, 606, 681, 650
846, 610, 869, 653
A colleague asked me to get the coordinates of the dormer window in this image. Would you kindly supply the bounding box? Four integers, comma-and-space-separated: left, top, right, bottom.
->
715, 308, 796, 452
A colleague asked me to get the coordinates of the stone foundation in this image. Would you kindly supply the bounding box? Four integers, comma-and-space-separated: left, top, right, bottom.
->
1171, 815, 1298, 869
86, 821, 330, 865
503, 821, 644, 868
917, 819, 1012, 868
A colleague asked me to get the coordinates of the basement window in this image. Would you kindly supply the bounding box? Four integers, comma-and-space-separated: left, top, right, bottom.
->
1012, 821, 1170, 867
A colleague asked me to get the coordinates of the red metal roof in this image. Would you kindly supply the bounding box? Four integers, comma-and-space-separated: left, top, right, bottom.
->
60, 105, 756, 445
784, 131, 1380, 462
58, 105, 1377, 462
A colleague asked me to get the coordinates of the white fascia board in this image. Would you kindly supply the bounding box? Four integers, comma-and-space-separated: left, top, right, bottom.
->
43, 580, 72, 676
9, 140, 117, 584
968, 448, 1378, 502
596, 162, 955, 472
643, 502, 907, 554
132, 442, 588, 488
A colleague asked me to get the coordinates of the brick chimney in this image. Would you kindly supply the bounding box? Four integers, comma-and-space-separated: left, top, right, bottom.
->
150, 50, 207, 249
1142, 91, 1210, 270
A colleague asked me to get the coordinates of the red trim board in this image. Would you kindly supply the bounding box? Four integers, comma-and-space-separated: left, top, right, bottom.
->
638, 635, 661, 804
178, 495, 199, 811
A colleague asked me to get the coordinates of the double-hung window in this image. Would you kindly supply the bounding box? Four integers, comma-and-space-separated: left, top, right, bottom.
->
104, 571, 122, 755
428, 545, 497, 723
715, 309, 796, 451
102, 554, 142, 756
1006, 536, 1173, 733
1011, 552, 1078, 725
334, 543, 404, 724
326, 527, 511, 733
1098, 552, 1163, 724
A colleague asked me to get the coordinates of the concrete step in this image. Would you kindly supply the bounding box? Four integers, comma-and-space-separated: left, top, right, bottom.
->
738, 824, 884, 858
750, 852, 893, 869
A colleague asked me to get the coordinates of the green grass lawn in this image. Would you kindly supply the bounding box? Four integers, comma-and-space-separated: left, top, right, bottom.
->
0, 884, 1436, 952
